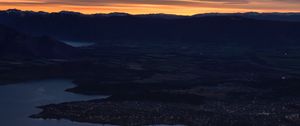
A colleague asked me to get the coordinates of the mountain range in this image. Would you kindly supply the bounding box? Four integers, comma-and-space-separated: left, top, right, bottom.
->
0, 9, 299, 46
0, 9, 300, 59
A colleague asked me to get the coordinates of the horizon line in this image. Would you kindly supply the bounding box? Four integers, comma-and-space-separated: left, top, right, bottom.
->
2, 8, 300, 16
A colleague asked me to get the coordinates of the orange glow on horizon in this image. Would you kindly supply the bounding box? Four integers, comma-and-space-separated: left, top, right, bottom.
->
0, 1, 300, 15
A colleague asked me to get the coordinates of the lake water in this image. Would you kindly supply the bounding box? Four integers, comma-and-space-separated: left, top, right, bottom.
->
0, 79, 185, 126
0, 79, 113, 126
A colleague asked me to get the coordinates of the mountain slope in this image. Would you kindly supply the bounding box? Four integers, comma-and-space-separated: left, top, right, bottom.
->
0, 25, 77, 59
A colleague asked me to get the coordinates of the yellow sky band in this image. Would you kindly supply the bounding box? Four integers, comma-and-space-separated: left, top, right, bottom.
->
0, 0, 299, 15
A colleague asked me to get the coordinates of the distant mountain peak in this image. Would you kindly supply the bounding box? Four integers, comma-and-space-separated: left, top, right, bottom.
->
106, 12, 131, 16
57, 11, 83, 15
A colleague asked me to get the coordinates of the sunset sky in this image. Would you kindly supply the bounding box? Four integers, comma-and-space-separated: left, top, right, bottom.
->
0, 0, 300, 15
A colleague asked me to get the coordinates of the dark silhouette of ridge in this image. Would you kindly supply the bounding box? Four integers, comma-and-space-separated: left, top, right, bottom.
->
0, 24, 77, 59
2, 9, 300, 21
0, 9, 299, 46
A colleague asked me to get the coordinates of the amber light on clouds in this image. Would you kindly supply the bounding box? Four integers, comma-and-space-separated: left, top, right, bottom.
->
0, 0, 300, 15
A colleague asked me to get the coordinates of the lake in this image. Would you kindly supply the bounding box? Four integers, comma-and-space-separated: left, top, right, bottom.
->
0, 79, 185, 126
0, 79, 113, 126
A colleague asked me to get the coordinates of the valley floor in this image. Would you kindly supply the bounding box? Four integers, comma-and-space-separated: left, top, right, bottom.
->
2, 43, 300, 126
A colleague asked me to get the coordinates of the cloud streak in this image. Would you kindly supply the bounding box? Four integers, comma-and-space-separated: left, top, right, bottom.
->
0, 0, 252, 6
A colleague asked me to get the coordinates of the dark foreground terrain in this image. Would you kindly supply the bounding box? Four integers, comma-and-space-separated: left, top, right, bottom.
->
1, 10, 300, 126
3, 42, 300, 126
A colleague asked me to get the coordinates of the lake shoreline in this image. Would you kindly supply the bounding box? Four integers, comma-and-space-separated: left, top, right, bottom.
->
0, 79, 107, 126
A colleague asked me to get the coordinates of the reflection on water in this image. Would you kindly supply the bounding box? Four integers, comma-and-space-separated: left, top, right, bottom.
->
62, 41, 95, 47
0, 79, 112, 126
